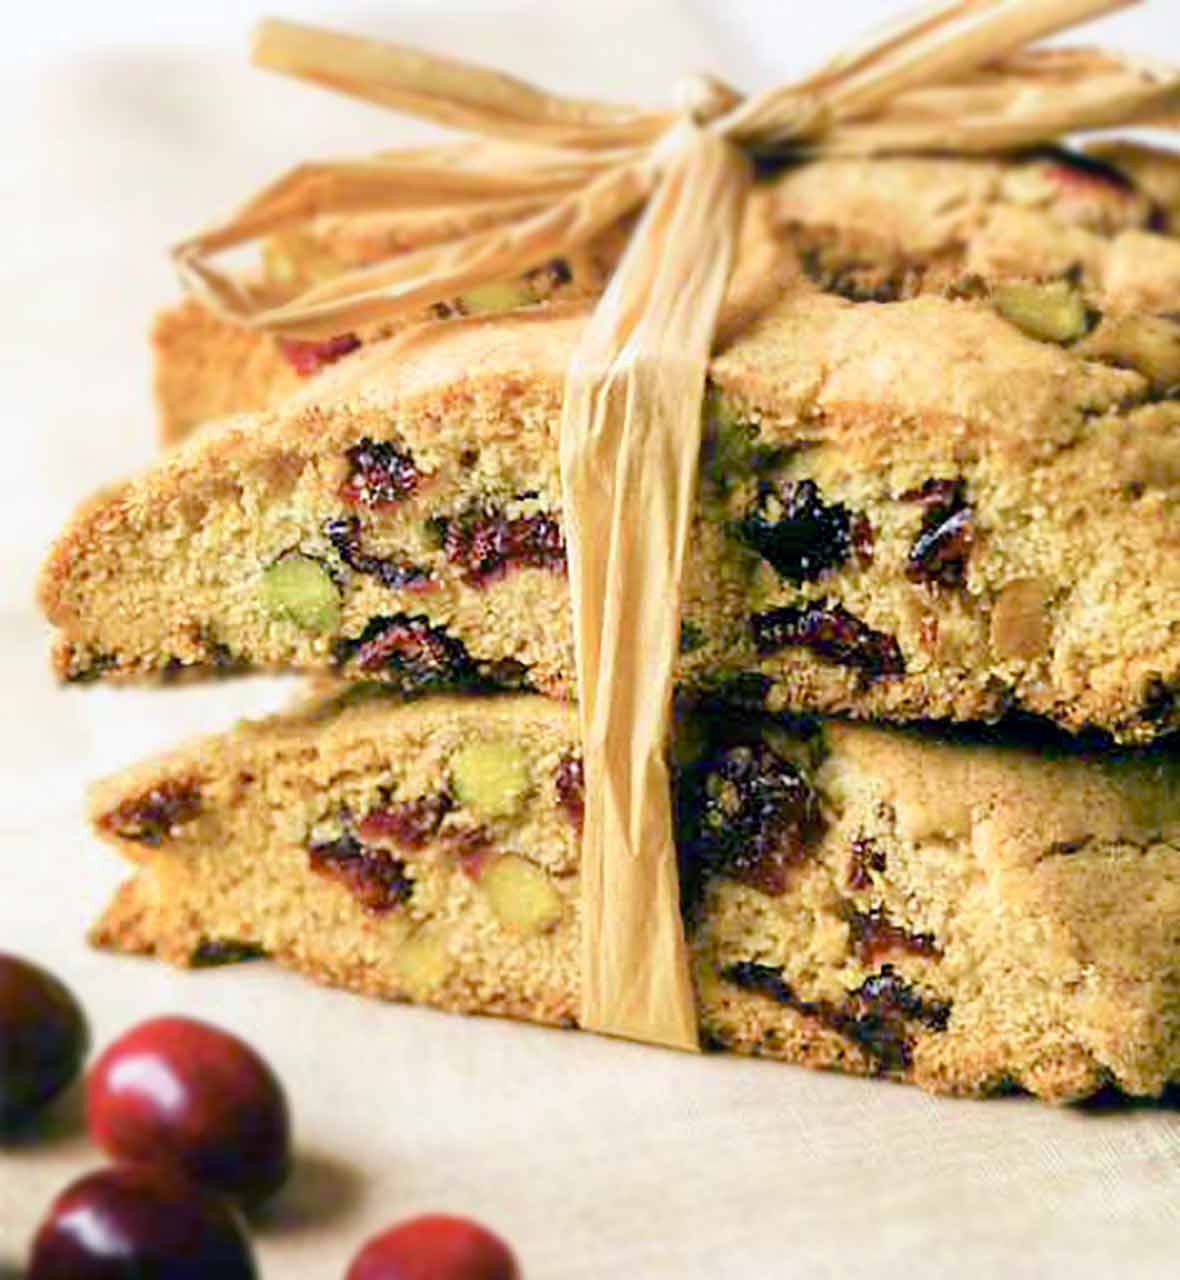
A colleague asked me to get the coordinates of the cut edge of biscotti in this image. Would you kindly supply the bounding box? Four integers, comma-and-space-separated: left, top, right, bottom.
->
86, 686, 1180, 1102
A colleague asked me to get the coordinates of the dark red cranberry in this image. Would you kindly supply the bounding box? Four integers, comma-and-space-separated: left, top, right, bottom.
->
0, 954, 88, 1132
751, 602, 904, 676
279, 333, 361, 376
358, 794, 453, 848
346, 1213, 519, 1280
689, 744, 823, 895
846, 837, 886, 890
340, 438, 420, 507
334, 615, 478, 690
736, 479, 870, 583
846, 907, 940, 965
28, 1164, 256, 1280
1031, 146, 1135, 195
437, 508, 565, 587
97, 780, 202, 847
308, 833, 414, 913
86, 1017, 291, 1206
901, 478, 973, 588
325, 516, 435, 591
553, 755, 584, 831
723, 960, 949, 1073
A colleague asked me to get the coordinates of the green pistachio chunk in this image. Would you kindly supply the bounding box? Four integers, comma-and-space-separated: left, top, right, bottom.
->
478, 854, 563, 933
459, 280, 537, 313
261, 555, 340, 632
993, 280, 1088, 343
451, 739, 531, 817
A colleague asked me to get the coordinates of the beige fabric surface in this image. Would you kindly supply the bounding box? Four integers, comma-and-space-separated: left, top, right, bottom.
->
4, 3, 1180, 1276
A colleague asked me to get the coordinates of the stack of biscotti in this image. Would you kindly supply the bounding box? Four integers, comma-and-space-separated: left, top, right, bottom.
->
42, 143, 1180, 1100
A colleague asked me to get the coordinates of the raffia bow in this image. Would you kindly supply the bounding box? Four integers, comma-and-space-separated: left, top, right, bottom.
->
176, 1, 1180, 1051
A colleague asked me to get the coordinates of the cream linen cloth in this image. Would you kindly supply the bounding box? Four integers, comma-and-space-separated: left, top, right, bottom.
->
3, 2, 1180, 1276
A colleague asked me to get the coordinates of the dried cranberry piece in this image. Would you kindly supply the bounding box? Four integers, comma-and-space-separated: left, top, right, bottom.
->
737, 479, 871, 583
279, 333, 361, 376
723, 960, 796, 1005
97, 780, 202, 847
846, 837, 886, 890
358, 794, 453, 849
334, 615, 478, 690
836, 966, 951, 1070
307, 833, 413, 914
340, 438, 421, 507
902, 478, 974, 587
751, 602, 904, 677
723, 960, 949, 1073
846, 908, 941, 966
527, 257, 572, 287
437, 508, 566, 587
687, 744, 823, 896
553, 755, 585, 832
325, 516, 434, 591
448, 827, 495, 879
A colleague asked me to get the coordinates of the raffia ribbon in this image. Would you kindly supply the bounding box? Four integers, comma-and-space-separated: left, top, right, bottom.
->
177, 1, 1180, 1051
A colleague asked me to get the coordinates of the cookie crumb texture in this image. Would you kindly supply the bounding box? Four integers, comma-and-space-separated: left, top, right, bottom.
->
89, 692, 1180, 1102
41, 267, 1180, 738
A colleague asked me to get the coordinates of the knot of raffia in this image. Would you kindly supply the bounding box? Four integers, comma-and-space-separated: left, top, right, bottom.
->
174, 2, 1180, 342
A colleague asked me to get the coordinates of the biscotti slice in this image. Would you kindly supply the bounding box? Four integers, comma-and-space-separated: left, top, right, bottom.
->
89, 688, 1180, 1101
42, 280, 1180, 739
774, 146, 1163, 269
154, 226, 620, 445
154, 147, 1162, 446
781, 147, 1180, 385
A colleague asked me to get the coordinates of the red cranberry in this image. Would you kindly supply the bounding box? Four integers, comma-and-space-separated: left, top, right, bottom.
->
278, 333, 361, 376
86, 1016, 291, 1205
0, 953, 88, 1132
347, 1214, 519, 1280
28, 1163, 257, 1280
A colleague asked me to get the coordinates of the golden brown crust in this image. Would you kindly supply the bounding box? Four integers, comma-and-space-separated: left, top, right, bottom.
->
152, 300, 302, 445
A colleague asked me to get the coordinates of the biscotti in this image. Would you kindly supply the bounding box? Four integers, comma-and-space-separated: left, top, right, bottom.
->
89, 688, 1180, 1101
40, 280, 1180, 740
154, 228, 622, 446
1085, 139, 1180, 233
154, 146, 1173, 443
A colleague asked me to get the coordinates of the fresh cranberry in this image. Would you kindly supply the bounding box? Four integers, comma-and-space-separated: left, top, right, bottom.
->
0, 953, 88, 1132
347, 1214, 519, 1280
28, 1164, 257, 1280
86, 1017, 291, 1205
